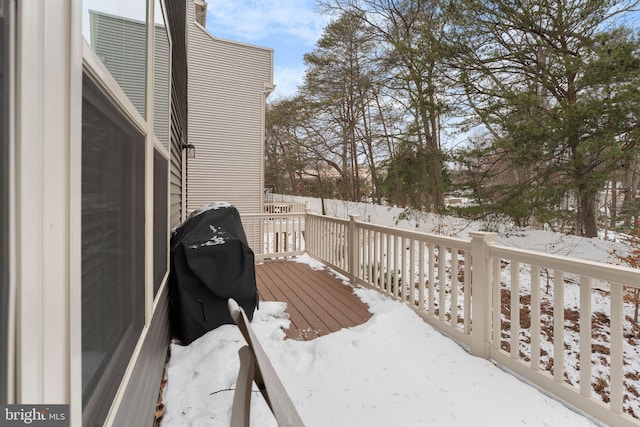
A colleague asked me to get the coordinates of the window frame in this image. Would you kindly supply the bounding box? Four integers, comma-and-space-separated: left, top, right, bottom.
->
0, 0, 14, 405
153, 0, 173, 153
153, 146, 170, 297
152, 0, 172, 301
80, 73, 147, 427
79, 0, 173, 423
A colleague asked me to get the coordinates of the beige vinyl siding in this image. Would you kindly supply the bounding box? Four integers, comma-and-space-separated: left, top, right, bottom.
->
186, 0, 273, 216
169, 140, 184, 227
154, 23, 171, 149
167, 0, 187, 227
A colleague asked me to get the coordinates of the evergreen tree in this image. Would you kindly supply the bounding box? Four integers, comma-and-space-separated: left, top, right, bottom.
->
448, 0, 640, 236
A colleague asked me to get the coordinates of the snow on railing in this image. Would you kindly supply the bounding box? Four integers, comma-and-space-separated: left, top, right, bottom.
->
300, 212, 640, 427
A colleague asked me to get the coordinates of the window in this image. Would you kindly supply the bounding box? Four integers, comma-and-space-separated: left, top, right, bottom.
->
0, 0, 11, 405
81, 76, 145, 426
79, 1, 174, 423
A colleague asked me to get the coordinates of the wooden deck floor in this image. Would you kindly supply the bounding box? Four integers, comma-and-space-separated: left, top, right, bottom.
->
256, 260, 372, 340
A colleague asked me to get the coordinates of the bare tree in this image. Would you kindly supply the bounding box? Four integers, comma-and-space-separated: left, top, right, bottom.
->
302, 11, 390, 202
320, 0, 452, 210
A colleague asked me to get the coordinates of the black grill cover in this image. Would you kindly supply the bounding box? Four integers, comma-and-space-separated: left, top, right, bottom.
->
169, 204, 257, 345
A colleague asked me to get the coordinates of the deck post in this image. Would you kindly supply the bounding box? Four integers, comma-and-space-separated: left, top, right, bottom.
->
349, 214, 362, 286
304, 208, 313, 254
469, 232, 496, 359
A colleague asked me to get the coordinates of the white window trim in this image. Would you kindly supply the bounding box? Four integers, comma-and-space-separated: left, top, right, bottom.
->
153, 142, 171, 305
145, 0, 156, 326
150, 0, 172, 305
5, 0, 16, 405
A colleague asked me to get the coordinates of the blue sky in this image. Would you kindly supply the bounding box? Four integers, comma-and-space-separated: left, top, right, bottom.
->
204, 0, 331, 98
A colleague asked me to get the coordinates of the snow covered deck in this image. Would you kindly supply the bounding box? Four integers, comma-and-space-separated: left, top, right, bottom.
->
239, 208, 640, 426
256, 259, 371, 340
161, 255, 598, 426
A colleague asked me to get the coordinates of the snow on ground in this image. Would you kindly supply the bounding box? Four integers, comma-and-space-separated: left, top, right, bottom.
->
161, 265, 597, 426
287, 196, 638, 418
494, 261, 640, 418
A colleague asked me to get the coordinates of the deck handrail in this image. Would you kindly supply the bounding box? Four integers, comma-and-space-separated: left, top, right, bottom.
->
228, 298, 305, 427
244, 209, 640, 426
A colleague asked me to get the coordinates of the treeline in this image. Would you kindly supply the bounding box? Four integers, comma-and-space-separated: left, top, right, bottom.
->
265, 0, 640, 238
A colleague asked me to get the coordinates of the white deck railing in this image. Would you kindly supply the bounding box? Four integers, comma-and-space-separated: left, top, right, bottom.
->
245, 210, 640, 427
242, 212, 306, 261
483, 243, 640, 427
263, 202, 307, 214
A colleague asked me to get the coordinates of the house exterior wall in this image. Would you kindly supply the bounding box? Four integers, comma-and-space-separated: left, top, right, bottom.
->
186, 0, 273, 215
4, 0, 186, 426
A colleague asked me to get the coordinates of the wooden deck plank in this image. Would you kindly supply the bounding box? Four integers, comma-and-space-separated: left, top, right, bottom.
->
262, 262, 350, 329
256, 259, 372, 340
261, 263, 343, 335
258, 260, 341, 335
257, 263, 350, 339
257, 266, 316, 334
256, 275, 277, 301
269, 263, 368, 327
285, 264, 371, 322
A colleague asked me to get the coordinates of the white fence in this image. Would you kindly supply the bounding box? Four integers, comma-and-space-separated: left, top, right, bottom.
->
245, 210, 640, 426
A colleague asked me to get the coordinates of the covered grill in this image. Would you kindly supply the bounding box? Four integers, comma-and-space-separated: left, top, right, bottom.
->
169, 203, 258, 345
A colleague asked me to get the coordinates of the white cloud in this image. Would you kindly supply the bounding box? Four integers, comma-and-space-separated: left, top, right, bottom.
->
271, 64, 307, 98
205, 0, 330, 45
